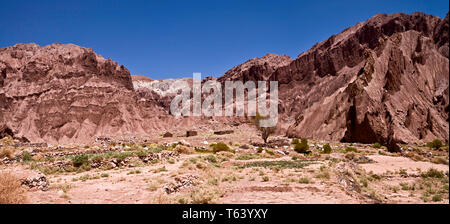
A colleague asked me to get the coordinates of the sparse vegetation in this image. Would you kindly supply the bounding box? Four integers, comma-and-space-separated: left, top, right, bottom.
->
372, 142, 382, 149
322, 144, 332, 154
22, 151, 32, 162
293, 138, 309, 153
211, 142, 234, 154
421, 168, 445, 179
426, 139, 443, 150
0, 172, 27, 204
71, 155, 89, 167
345, 146, 357, 153
0, 146, 15, 159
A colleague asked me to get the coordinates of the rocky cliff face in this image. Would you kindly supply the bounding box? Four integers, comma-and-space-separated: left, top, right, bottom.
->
213, 12, 449, 150
0, 43, 165, 143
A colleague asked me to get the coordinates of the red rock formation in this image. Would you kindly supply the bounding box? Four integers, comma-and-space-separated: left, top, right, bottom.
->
1, 12, 448, 149
0, 43, 165, 143
214, 12, 449, 150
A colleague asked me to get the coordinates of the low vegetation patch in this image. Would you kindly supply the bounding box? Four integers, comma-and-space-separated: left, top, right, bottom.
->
0, 172, 27, 204
235, 160, 315, 169
426, 139, 443, 150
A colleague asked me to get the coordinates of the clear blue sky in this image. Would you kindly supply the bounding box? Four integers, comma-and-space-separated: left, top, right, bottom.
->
0, 0, 448, 79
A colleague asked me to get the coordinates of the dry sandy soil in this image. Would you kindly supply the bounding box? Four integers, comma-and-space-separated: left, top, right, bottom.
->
1, 125, 448, 204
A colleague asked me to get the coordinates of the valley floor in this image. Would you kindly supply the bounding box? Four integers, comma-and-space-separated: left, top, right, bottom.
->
1, 126, 448, 204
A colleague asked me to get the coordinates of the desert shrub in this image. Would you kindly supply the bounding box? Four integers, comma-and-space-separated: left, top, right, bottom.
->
262, 176, 270, 182
345, 146, 357, 153
421, 168, 444, 179
90, 154, 104, 163
426, 139, 443, 150
211, 142, 233, 154
294, 138, 309, 153
189, 186, 222, 204
0, 135, 14, 145
22, 151, 32, 162
265, 149, 274, 155
298, 177, 310, 184
194, 147, 212, 153
431, 157, 448, 165
256, 147, 263, 153
432, 194, 443, 202
0, 172, 27, 204
291, 138, 300, 145
345, 152, 356, 160
175, 145, 195, 154
150, 146, 165, 153
113, 152, 133, 162
71, 155, 89, 167
315, 166, 331, 179
322, 144, 332, 154
235, 153, 258, 160
204, 155, 217, 163
372, 142, 382, 149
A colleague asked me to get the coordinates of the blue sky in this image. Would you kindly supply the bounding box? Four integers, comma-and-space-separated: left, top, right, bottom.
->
0, 0, 448, 79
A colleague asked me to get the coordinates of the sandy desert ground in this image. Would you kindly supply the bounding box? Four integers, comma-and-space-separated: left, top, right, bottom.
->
1, 124, 448, 204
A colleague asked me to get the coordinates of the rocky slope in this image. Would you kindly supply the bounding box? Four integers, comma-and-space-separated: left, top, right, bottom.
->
218, 12, 449, 150
0, 43, 167, 143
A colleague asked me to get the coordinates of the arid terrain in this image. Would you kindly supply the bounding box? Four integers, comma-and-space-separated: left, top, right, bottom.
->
0, 127, 448, 204
0, 11, 448, 204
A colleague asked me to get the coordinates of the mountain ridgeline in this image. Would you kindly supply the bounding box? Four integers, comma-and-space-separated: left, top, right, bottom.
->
0, 12, 448, 151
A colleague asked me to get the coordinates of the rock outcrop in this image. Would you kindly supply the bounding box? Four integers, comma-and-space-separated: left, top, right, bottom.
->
213, 12, 449, 150
0, 43, 165, 143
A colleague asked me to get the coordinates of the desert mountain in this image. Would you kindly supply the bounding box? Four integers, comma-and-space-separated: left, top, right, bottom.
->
0, 12, 448, 149
213, 12, 449, 150
0, 43, 171, 143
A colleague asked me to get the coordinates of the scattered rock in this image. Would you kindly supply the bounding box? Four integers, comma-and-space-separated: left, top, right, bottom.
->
186, 130, 198, 137
163, 174, 198, 194
21, 174, 49, 191
163, 132, 173, 138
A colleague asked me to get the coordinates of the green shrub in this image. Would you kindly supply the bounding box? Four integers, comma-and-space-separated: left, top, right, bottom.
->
372, 142, 382, 149
322, 144, 332, 154
211, 142, 233, 154
22, 151, 32, 162
421, 168, 444, 179
294, 138, 309, 153
204, 155, 217, 163
256, 147, 263, 153
345, 146, 357, 153
426, 139, 443, 150
432, 194, 443, 202
291, 138, 300, 145
72, 155, 89, 167
265, 149, 274, 155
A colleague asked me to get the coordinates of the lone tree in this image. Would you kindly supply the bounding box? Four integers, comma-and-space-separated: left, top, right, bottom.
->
252, 113, 276, 144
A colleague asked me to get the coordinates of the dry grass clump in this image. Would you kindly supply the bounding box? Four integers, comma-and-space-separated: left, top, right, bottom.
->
0, 172, 27, 204
150, 185, 222, 204
174, 145, 195, 154
0, 146, 15, 159
0, 135, 14, 145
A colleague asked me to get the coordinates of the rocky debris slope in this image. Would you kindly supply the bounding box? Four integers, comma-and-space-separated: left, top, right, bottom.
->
209, 12, 449, 150
280, 12, 449, 150
218, 53, 293, 82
